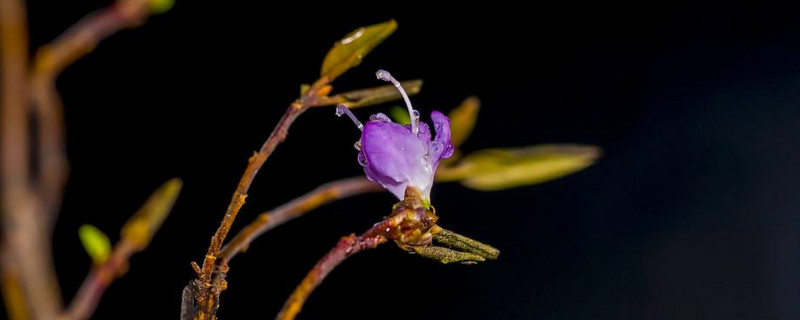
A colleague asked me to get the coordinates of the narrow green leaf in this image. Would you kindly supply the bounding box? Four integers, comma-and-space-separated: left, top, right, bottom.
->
389, 106, 411, 125
321, 20, 398, 81
149, 0, 175, 14
314, 80, 422, 109
79, 224, 111, 264
122, 178, 182, 249
436, 144, 601, 190
448, 96, 480, 147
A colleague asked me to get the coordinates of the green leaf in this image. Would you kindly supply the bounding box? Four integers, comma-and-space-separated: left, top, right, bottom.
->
314, 80, 422, 109
122, 178, 182, 249
389, 106, 411, 125
448, 96, 480, 147
149, 0, 175, 14
321, 20, 398, 81
79, 224, 111, 264
436, 144, 601, 191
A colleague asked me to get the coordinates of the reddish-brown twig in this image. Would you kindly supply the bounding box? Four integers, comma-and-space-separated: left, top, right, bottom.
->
274, 187, 439, 320
60, 240, 138, 320
0, 0, 63, 318
31, 0, 156, 222
275, 231, 388, 320
61, 178, 181, 320
198, 79, 330, 279
219, 177, 381, 266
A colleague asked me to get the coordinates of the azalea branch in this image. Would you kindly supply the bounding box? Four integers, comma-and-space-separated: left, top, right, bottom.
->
275, 229, 388, 320
219, 177, 381, 266
0, 0, 64, 318
60, 240, 138, 320
30, 0, 159, 221
61, 179, 181, 320
197, 78, 331, 279
187, 78, 334, 319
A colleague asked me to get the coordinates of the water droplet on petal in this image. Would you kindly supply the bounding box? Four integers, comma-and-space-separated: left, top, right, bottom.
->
357, 152, 368, 166
369, 113, 392, 122
431, 141, 442, 154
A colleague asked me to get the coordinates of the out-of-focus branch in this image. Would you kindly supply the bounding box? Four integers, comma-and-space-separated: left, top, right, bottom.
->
30, 0, 160, 223
219, 177, 381, 266
0, 0, 64, 318
61, 179, 182, 320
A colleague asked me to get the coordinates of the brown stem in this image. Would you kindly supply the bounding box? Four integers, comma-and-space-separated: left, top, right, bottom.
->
199, 100, 307, 279
219, 177, 381, 266
275, 187, 438, 320
191, 78, 331, 320
60, 240, 138, 320
30, 0, 154, 222
275, 231, 388, 320
0, 0, 64, 318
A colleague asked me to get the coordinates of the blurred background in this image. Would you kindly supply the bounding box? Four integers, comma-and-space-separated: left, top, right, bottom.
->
12, 2, 800, 319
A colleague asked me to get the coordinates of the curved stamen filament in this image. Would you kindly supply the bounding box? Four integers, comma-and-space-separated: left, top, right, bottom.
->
376, 69, 418, 135
336, 105, 363, 131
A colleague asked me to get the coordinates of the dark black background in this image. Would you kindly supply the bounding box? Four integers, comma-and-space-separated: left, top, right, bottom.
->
13, 2, 800, 319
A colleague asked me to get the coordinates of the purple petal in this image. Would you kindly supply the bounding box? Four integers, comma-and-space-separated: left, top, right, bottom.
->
361, 121, 429, 200
430, 110, 455, 161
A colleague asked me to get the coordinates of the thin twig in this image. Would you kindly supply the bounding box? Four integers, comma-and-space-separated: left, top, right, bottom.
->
274, 230, 388, 320
219, 177, 381, 266
198, 84, 321, 279
31, 0, 155, 223
61, 178, 182, 320
0, 0, 64, 318
191, 78, 332, 319
275, 187, 439, 320
60, 240, 138, 320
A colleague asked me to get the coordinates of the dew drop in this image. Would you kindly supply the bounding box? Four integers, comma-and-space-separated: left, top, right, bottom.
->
357, 152, 368, 166
370, 113, 391, 122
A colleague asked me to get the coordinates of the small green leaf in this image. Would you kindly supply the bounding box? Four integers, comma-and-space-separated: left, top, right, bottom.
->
300, 83, 311, 96
321, 20, 398, 81
79, 224, 111, 264
448, 96, 480, 147
314, 80, 422, 109
122, 178, 182, 249
149, 0, 175, 14
436, 144, 601, 190
389, 106, 411, 125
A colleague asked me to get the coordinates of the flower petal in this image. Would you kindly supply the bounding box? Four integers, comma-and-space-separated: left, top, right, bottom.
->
361, 120, 429, 199
430, 110, 455, 161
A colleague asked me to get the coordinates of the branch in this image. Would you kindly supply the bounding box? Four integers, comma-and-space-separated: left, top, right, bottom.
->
198, 78, 330, 280
61, 178, 182, 320
189, 78, 333, 319
275, 231, 387, 320
273, 187, 501, 320
274, 187, 436, 320
31, 0, 158, 223
218, 177, 381, 266
0, 0, 64, 318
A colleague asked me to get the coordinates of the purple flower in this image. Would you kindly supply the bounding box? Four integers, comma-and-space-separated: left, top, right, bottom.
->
336, 70, 454, 204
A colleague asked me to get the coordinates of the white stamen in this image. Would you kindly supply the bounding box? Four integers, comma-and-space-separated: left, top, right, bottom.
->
376, 69, 418, 135
336, 105, 363, 131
